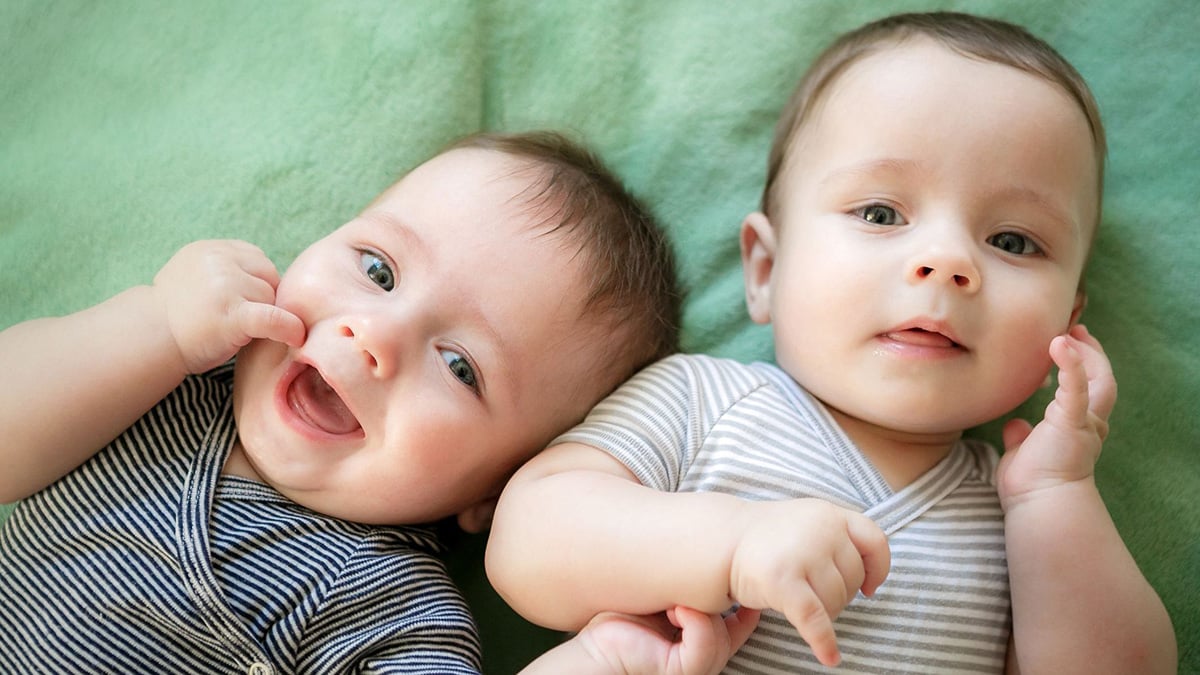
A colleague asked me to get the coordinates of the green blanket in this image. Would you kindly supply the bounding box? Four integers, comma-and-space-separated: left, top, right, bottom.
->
3, 1, 1197, 671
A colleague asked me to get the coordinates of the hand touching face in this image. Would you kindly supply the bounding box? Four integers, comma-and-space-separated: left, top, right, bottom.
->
743, 40, 1097, 440
232, 149, 611, 526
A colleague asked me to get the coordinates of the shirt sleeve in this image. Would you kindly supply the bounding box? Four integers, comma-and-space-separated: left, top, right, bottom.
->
554, 354, 701, 491
555, 354, 770, 494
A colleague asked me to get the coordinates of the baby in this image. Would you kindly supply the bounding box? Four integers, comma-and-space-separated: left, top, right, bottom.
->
487, 13, 1176, 674
0, 130, 739, 673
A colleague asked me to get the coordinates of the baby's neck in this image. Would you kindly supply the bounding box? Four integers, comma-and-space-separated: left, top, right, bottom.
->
825, 407, 961, 491
222, 440, 265, 482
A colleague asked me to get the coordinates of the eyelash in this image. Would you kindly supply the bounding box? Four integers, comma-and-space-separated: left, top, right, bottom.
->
987, 232, 1043, 256
851, 205, 1046, 257
440, 348, 481, 396
853, 203, 905, 226
359, 250, 396, 291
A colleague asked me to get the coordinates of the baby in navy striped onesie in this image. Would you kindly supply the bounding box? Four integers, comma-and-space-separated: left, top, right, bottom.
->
0, 131, 753, 674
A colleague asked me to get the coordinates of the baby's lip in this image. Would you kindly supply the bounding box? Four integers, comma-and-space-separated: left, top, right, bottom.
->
282, 361, 364, 438
881, 319, 966, 350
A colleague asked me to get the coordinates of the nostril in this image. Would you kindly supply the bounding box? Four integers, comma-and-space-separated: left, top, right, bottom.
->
953, 274, 970, 287
339, 325, 354, 338
365, 353, 378, 369
918, 266, 934, 278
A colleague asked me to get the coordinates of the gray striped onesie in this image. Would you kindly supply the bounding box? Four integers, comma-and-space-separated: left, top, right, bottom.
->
556, 353, 1011, 674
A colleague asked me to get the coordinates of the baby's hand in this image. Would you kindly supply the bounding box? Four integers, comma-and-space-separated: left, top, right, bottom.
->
728, 498, 889, 667
997, 324, 1117, 512
152, 240, 305, 374
572, 605, 760, 675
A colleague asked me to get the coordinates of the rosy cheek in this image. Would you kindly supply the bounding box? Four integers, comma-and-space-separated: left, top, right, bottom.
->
996, 325, 1057, 394
275, 268, 329, 319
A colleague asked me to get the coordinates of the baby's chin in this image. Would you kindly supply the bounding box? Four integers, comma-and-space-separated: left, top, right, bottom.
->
824, 399, 977, 442
264, 468, 463, 526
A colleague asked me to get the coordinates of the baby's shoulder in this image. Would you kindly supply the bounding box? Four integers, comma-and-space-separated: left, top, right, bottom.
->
645, 352, 774, 389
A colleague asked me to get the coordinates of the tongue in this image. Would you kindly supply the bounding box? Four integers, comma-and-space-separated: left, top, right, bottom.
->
889, 329, 957, 348
289, 366, 361, 435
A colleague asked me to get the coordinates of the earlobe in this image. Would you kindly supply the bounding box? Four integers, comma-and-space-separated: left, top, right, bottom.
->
741, 212, 777, 325
1068, 290, 1088, 327
456, 497, 498, 534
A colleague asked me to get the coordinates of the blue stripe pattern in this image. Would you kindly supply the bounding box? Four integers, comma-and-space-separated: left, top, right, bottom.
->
0, 364, 482, 674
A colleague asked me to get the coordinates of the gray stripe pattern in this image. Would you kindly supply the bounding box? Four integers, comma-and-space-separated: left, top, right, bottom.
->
556, 354, 1010, 673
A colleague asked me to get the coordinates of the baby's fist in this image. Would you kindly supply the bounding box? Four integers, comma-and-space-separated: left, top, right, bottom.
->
153, 240, 304, 373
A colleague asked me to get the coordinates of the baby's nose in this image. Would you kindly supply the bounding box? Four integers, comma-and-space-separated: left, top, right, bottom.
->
907, 248, 980, 293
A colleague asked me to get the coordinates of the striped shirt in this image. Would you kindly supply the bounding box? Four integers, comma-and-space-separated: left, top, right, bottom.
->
557, 354, 1011, 674
0, 364, 481, 674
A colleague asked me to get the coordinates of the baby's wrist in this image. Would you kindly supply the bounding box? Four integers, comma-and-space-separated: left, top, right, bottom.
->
136, 284, 192, 377
1002, 475, 1100, 517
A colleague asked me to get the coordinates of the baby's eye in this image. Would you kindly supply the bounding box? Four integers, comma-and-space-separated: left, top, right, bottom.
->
854, 204, 905, 226
359, 252, 395, 291
987, 232, 1042, 256
440, 348, 479, 392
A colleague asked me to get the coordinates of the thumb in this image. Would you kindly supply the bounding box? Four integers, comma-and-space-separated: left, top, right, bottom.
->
724, 606, 761, 653
1002, 418, 1034, 453
847, 514, 890, 598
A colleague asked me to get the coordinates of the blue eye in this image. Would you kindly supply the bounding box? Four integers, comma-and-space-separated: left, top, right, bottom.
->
988, 232, 1041, 256
855, 204, 904, 226
360, 252, 395, 290
440, 349, 479, 392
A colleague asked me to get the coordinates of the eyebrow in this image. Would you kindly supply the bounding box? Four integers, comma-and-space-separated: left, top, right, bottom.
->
817, 158, 925, 188
455, 292, 511, 401
989, 185, 1081, 237
365, 209, 431, 259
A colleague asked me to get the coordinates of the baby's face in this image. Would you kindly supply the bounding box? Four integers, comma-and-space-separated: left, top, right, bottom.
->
232, 148, 607, 525
748, 39, 1098, 439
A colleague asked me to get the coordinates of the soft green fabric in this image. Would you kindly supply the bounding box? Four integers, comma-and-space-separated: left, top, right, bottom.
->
2, 2, 1196, 672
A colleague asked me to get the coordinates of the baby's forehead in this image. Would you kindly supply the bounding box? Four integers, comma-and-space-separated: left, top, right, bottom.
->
803, 43, 1097, 162
827, 40, 1100, 165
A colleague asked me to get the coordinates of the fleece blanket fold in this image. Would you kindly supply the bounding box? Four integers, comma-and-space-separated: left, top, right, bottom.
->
2, 1, 1197, 671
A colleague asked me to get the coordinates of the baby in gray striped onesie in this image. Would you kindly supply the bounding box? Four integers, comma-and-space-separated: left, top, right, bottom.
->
488, 12, 1175, 675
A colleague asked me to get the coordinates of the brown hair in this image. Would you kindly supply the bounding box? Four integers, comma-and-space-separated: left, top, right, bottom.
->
761, 11, 1107, 224
448, 130, 682, 384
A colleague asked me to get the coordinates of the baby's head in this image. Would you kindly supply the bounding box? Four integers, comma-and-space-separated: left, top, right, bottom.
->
741, 12, 1106, 437
761, 11, 1106, 229
233, 131, 681, 529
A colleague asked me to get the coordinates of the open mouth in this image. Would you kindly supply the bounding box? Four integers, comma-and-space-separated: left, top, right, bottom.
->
284, 364, 363, 437
883, 327, 963, 350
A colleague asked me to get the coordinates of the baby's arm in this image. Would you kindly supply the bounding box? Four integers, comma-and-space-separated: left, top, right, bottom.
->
520, 605, 759, 675
998, 325, 1176, 673
0, 240, 303, 502
487, 443, 889, 668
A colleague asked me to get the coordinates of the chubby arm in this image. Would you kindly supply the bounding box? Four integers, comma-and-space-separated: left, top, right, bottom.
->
0, 240, 303, 502
487, 442, 889, 667
999, 325, 1175, 674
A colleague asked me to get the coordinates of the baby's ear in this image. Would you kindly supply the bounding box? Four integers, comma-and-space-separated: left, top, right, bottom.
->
455, 497, 498, 534
1069, 290, 1088, 327
741, 212, 777, 325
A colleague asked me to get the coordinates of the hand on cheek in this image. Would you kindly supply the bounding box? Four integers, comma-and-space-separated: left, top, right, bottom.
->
154, 240, 306, 374
997, 324, 1116, 510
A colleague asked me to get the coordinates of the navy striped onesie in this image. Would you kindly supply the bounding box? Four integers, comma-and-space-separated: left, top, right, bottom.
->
0, 364, 481, 674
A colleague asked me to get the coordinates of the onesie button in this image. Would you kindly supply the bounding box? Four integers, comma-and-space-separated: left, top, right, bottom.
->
247, 664, 273, 675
